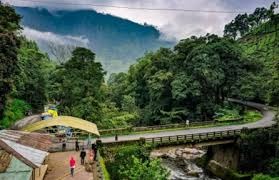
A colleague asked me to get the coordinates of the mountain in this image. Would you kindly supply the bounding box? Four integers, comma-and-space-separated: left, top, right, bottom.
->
15, 7, 174, 74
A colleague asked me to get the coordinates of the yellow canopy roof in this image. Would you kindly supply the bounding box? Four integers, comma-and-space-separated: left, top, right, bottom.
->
22, 116, 100, 136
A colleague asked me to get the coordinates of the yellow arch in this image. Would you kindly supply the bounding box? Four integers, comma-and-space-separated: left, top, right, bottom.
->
22, 116, 100, 136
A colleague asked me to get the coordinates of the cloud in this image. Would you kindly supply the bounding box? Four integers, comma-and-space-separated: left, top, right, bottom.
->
5, 0, 276, 40
22, 26, 89, 46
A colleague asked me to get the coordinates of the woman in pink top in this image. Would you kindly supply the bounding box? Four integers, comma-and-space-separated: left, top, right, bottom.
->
69, 156, 76, 177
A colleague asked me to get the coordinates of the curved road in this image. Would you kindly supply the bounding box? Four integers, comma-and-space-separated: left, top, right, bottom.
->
100, 99, 276, 143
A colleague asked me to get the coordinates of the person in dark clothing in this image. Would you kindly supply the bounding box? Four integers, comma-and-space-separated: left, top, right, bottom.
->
62, 139, 66, 151
75, 139, 79, 151
80, 148, 86, 165
92, 143, 97, 161
115, 134, 118, 141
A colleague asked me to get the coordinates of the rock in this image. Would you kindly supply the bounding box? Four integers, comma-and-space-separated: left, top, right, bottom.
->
187, 171, 200, 177
175, 149, 183, 156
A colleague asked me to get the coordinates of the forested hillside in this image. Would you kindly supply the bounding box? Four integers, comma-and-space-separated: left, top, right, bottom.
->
15, 7, 174, 74
239, 16, 279, 105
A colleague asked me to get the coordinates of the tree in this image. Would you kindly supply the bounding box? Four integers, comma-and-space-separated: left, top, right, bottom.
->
0, 3, 21, 118
107, 72, 128, 108
12, 38, 54, 110
53, 47, 106, 122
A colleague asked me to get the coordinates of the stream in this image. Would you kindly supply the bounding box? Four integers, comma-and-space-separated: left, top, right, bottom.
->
151, 146, 220, 180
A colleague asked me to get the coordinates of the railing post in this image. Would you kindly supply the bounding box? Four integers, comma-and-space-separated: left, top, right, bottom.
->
213, 132, 215, 139
192, 134, 194, 141
160, 137, 162, 143
169, 136, 171, 142
152, 138, 154, 144
177, 136, 179, 141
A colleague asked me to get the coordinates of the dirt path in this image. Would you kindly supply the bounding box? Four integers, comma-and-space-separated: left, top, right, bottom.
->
45, 151, 93, 180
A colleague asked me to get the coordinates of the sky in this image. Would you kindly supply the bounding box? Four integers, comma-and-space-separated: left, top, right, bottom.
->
3, 0, 277, 41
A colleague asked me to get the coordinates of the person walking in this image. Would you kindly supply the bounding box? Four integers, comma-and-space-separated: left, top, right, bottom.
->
69, 157, 76, 177
62, 139, 66, 152
75, 139, 79, 151
92, 143, 97, 161
80, 148, 86, 165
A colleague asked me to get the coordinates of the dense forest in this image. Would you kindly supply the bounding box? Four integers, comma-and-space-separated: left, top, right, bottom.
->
0, 1, 279, 179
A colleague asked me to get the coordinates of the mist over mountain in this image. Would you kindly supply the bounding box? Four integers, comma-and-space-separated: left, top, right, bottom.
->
15, 7, 174, 74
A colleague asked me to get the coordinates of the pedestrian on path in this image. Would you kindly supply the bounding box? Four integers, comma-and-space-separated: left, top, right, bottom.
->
75, 139, 79, 151
115, 134, 118, 141
80, 148, 86, 165
69, 156, 76, 177
62, 139, 66, 151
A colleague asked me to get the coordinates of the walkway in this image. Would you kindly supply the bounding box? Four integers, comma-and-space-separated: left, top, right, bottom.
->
100, 100, 276, 143
45, 151, 93, 180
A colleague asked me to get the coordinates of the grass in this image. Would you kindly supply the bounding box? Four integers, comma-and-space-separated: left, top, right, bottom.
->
100, 156, 111, 180
243, 110, 263, 122
100, 110, 263, 137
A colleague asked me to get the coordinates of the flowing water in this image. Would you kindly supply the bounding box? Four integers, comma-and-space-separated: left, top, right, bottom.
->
151, 146, 220, 180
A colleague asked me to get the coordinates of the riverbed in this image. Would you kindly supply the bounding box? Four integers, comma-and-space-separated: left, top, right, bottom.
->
151, 146, 220, 180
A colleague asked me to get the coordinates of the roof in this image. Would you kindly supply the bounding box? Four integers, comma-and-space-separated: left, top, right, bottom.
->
0, 130, 52, 151
22, 116, 100, 136
0, 150, 12, 172
0, 155, 33, 180
0, 138, 48, 168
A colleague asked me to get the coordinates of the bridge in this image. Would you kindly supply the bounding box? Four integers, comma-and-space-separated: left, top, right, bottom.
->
100, 99, 276, 145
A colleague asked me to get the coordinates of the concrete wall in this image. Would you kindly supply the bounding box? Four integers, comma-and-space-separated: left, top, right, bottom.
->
207, 143, 240, 170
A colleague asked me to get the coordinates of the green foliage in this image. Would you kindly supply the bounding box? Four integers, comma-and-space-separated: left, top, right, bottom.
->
215, 108, 241, 121
243, 110, 262, 122
49, 47, 106, 123
238, 14, 279, 106
99, 102, 139, 129
12, 38, 54, 110
0, 99, 31, 128
119, 156, 169, 180
239, 126, 279, 175
253, 174, 279, 180
268, 158, 279, 176
100, 156, 111, 180
0, 2, 21, 118
103, 144, 168, 180
110, 35, 251, 125
224, 2, 278, 39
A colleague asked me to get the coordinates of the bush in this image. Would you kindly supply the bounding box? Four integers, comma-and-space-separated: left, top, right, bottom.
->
103, 144, 168, 180
253, 174, 279, 180
119, 156, 169, 180
0, 98, 31, 128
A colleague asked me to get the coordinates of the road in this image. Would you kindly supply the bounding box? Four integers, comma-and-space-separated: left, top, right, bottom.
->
100, 99, 276, 143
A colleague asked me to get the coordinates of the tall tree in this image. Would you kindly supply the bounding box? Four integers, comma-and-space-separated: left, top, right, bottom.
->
0, 3, 21, 118
53, 47, 106, 122
12, 38, 54, 110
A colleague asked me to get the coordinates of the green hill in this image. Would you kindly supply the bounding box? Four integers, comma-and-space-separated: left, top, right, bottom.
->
239, 15, 279, 104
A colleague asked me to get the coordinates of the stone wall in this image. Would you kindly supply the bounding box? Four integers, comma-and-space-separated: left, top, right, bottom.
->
207, 143, 240, 170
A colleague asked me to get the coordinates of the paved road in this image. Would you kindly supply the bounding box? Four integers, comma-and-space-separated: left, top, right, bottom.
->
100, 99, 276, 143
